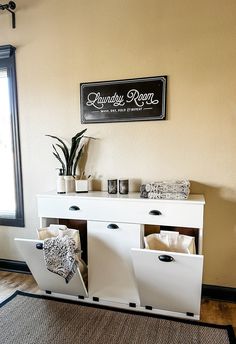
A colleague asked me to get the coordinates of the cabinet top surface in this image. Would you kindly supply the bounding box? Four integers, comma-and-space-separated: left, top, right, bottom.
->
37, 191, 205, 204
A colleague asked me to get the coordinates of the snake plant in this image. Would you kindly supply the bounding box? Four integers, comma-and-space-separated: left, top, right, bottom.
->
46, 129, 87, 176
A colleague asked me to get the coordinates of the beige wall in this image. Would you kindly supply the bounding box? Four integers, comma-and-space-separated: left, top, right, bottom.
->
0, 0, 235, 287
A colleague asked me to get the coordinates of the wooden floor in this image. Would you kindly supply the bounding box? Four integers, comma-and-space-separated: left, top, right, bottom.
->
0, 271, 235, 336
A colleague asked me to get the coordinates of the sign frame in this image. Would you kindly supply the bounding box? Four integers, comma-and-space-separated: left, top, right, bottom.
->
80, 76, 167, 124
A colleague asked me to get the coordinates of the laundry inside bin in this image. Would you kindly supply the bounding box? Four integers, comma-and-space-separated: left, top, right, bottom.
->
37, 224, 88, 285
144, 230, 196, 254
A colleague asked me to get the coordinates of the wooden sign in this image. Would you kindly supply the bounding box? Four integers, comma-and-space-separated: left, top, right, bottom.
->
80, 76, 167, 123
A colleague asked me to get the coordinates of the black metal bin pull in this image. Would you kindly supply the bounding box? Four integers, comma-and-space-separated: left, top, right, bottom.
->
149, 210, 162, 216
69, 205, 80, 211
107, 223, 119, 229
158, 255, 174, 262
36, 243, 44, 250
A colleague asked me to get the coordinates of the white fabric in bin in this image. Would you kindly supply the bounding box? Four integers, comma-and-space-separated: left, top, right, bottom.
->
144, 230, 196, 254
37, 224, 81, 258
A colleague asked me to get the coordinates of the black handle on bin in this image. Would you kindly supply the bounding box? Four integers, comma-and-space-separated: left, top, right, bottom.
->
158, 255, 174, 262
69, 205, 80, 211
107, 223, 119, 229
149, 210, 162, 216
36, 243, 43, 250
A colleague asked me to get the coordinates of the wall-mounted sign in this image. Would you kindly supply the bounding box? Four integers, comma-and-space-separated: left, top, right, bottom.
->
80, 76, 167, 123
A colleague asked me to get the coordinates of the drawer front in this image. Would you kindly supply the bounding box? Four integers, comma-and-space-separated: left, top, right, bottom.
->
38, 196, 204, 228
89, 200, 204, 228
131, 248, 203, 317
88, 221, 143, 304
37, 197, 91, 220
113, 201, 204, 228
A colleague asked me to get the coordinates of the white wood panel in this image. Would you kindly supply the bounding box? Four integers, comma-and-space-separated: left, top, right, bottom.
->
37, 197, 90, 220
88, 221, 143, 304
131, 248, 203, 317
37, 192, 204, 228
15, 238, 88, 297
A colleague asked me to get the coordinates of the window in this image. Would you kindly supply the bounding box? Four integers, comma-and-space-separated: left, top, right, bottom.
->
0, 45, 24, 227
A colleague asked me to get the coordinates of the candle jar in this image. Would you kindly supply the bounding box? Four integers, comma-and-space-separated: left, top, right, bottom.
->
119, 179, 129, 194
108, 179, 117, 194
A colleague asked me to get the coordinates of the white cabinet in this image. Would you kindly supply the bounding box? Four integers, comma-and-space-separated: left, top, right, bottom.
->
131, 249, 203, 316
15, 191, 205, 320
88, 221, 143, 304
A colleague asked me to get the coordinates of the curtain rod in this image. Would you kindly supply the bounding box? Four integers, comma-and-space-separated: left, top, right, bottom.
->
0, 1, 16, 28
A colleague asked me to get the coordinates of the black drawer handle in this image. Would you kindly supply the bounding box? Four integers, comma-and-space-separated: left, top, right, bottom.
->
149, 210, 162, 216
69, 205, 80, 211
107, 223, 119, 229
36, 243, 43, 250
158, 255, 174, 262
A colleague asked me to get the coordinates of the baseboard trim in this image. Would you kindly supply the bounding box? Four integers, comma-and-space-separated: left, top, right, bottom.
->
0, 259, 31, 274
202, 284, 236, 303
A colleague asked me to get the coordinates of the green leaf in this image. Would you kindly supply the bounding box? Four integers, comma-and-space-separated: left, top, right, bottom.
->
52, 145, 66, 173
72, 145, 84, 176
46, 130, 88, 176
68, 138, 83, 174
46, 134, 70, 174
68, 130, 87, 174
71, 129, 87, 145
46, 135, 69, 159
56, 143, 69, 163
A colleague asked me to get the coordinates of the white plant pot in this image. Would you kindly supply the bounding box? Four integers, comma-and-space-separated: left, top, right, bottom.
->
76, 180, 88, 193
64, 176, 75, 193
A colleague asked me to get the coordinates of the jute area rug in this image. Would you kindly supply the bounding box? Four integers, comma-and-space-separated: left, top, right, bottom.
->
0, 291, 235, 344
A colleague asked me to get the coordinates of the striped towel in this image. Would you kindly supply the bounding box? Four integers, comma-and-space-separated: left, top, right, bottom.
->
140, 180, 190, 200
148, 192, 189, 200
